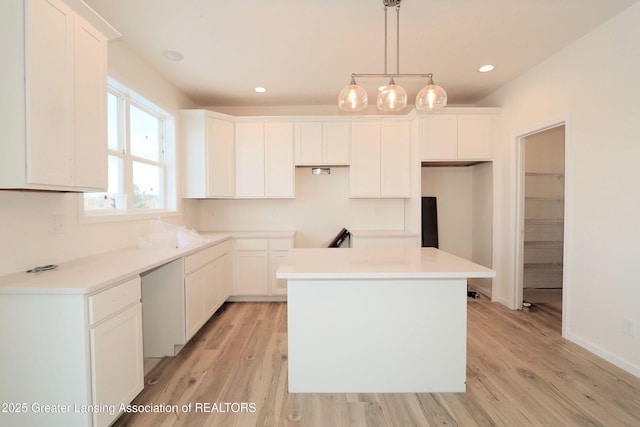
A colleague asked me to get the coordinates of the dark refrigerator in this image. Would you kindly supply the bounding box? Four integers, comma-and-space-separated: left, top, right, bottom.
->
421, 197, 439, 248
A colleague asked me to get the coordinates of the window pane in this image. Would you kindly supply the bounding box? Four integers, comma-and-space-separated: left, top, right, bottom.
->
133, 161, 163, 209
107, 92, 119, 151
130, 104, 160, 161
107, 155, 123, 195
83, 156, 125, 211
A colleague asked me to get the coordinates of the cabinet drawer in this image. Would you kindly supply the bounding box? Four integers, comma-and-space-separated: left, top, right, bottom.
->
269, 238, 292, 251
235, 238, 269, 251
89, 277, 141, 325
211, 240, 231, 259
185, 241, 231, 274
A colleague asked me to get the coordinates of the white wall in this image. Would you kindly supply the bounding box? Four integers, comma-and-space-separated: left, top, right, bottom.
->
0, 40, 197, 277
197, 167, 406, 247
421, 167, 474, 259
480, 3, 640, 376
420, 164, 493, 295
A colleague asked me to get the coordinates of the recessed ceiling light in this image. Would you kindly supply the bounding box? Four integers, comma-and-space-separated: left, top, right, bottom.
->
162, 50, 183, 61
254, 87, 267, 93
479, 64, 495, 73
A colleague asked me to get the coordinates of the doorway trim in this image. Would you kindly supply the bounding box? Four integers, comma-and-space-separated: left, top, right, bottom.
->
513, 117, 571, 338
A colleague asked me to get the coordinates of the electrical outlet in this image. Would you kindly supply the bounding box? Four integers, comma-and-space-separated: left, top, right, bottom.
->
48, 215, 65, 234
623, 318, 637, 337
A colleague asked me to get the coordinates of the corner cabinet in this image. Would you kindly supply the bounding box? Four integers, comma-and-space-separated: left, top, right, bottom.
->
0, 0, 119, 191
232, 234, 294, 297
421, 114, 493, 162
236, 122, 295, 198
181, 110, 236, 198
350, 121, 411, 198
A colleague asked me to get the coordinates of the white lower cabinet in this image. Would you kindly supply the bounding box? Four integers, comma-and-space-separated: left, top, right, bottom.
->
0, 275, 143, 427
88, 276, 144, 427
233, 235, 293, 297
184, 244, 231, 341
90, 302, 144, 427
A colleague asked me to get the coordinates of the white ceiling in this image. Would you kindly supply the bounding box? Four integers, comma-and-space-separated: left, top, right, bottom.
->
85, 0, 638, 108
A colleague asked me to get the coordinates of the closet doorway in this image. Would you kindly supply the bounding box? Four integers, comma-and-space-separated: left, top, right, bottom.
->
517, 124, 566, 324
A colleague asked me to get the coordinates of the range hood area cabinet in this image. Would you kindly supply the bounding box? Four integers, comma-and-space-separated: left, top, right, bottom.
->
421, 114, 494, 163
350, 121, 411, 198
181, 110, 236, 198
294, 121, 350, 166
0, 0, 118, 191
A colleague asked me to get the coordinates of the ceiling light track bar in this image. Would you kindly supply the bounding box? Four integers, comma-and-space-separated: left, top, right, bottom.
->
351, 73, 434, 79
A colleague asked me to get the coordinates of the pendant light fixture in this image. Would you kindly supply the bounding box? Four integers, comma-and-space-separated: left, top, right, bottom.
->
338, 0, 447, 113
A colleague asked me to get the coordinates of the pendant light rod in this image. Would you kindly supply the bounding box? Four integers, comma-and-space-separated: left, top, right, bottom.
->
384, 5, 388, 75
396, 2, 400, 74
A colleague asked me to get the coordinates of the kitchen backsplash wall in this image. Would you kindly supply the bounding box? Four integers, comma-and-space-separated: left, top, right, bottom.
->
197, 167, 406, 247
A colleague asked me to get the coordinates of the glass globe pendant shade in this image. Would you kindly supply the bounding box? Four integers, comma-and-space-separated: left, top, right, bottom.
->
377, 77, 407, 112
415, 75, 447, 111
338, 77, 368, 112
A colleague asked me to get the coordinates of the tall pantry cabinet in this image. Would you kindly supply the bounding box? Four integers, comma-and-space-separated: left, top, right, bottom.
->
0, 0, 119, 191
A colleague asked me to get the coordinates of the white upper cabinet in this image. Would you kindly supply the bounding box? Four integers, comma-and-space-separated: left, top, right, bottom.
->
421, 116, 458, 160
0, 0, 118, 191
457, 115, 493, 160
294, 121, 350, 165
350, 121, 411, 198
181, 110, 235, 198
421, 114, 493, 162
236, 121, 294, 198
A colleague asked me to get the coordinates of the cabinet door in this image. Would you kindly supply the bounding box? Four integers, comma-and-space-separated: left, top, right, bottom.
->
457, 115, 492, 160
422, 116, 458, 160
380, 121, 411, 197
323, 122, 350, 164
74, 13, 107, 190
235, 252, 269, 295
90, 303, 144, 427
26, 0, 75, 187
350, 122, 381, 197
235, 123, 265, 197
218, 252, 232, 302
294, 122, 323, 165
202, 262, 219, 319
208, 117, 235, 197
184, 267, 206, 340
265, 122, 294, 197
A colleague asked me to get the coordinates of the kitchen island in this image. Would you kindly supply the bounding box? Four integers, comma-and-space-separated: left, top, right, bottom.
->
276, 247, 495, 393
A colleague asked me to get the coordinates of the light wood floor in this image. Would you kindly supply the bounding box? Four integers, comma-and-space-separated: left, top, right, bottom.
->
114, 300, 640, 427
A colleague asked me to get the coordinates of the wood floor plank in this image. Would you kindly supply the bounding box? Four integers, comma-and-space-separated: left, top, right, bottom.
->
113, 300, 640, 427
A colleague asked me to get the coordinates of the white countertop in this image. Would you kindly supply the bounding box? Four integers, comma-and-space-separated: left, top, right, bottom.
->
0, 233, 231, 295
276, 247, 495, 280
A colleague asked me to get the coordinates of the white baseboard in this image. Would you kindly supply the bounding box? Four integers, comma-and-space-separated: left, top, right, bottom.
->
566, 332, 640, 379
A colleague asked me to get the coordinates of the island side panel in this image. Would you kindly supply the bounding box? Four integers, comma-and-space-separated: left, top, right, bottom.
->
287, 278, 467, 393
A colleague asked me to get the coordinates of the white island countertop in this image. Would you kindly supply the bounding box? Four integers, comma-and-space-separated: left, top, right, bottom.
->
276, 247, 495, 280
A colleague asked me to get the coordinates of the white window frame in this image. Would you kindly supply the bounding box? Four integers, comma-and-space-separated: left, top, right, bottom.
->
80, 78, 178, 223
